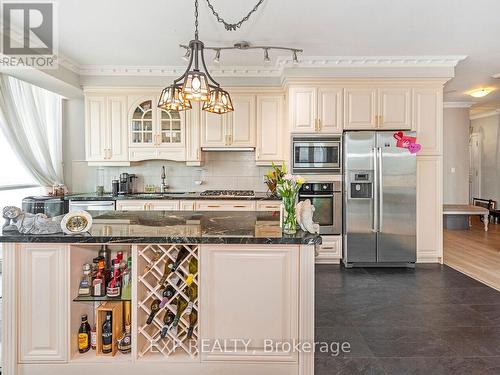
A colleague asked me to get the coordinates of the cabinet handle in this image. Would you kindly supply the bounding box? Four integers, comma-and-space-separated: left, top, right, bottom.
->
379, 115, 383, 125
318, 119, 322, 131
233, 205, 246, 208
228, 135, 232, 145
207, 205, 220, 208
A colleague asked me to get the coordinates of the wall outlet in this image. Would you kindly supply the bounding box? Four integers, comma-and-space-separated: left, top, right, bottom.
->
451, 167, 456, 173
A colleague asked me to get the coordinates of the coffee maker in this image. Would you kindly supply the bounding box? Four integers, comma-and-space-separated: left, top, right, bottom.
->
118, 173, 137, 195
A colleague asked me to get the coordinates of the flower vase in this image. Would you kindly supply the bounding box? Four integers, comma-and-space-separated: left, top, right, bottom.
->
282, 195, 297, 235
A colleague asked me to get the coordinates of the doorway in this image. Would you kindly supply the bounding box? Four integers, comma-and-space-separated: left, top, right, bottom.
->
469, 132, 481, 202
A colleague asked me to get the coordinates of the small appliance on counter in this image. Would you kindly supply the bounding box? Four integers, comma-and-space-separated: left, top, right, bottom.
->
298, 182, 342, 235
22, 196, 69, 218
118, 173, 137, 195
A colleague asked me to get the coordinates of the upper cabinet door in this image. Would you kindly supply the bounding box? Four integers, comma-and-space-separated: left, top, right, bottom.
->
226, 94, 256, 147
256, 95, 284, 163
158, 108, 185, 147
85, 96, 107, 161
201, 110, 227, 147
413, 88, 443, 155
185, 102, 202, 165
378, 88, 412, 129
107, 96, 128, 161
344, 88, 378, 129
317, 88, 343, 133
130, 99, 155, 147
290, 87, 317, 132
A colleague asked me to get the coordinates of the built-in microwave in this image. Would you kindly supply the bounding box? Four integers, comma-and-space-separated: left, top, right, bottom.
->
291, 135, 342, 174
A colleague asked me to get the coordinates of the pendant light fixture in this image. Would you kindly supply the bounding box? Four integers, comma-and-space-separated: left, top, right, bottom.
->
159, 0, 232, 114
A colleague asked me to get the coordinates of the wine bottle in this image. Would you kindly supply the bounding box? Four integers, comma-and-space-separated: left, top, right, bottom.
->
159, 285, 176, 309
78, 314, 91, 353
146, 299, 161, 325
121, 257, 132, 300
187, 310, 198, 339
172, 248, 189, 271
185, 283, 198, 316
101, 312, 113, 354
188, 257, 198, 275
171, 297, 188, 336
158, 259, 173, 286
99, 245, 112, 272
160, 310, 175, 339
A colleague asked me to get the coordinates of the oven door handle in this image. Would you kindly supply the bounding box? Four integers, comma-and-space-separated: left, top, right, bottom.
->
299, 194, 334, 198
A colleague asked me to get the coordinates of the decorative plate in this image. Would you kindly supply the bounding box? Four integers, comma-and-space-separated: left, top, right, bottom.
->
61, 210, 93, 234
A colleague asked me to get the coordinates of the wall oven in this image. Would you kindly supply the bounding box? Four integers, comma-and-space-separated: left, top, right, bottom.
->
298, 182, 342, 235
292, 135, 341, 174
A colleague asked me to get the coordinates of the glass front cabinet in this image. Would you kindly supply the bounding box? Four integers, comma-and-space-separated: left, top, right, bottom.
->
128, 97, 186, 161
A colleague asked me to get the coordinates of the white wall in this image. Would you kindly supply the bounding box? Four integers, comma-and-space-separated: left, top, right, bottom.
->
443, 108, 470, 204
62, 100, 269, 194
471, 112, 500, 203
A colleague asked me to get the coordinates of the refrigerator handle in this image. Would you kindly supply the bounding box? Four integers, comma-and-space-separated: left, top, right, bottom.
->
372, 147, 378, 232
377, 147, 384, 232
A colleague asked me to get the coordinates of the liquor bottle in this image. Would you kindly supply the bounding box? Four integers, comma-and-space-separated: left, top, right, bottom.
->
91, 324, 97, 350
158, 259, 173, 286
187, 310, 198, 339
172, 248, 189, 271
146, 299, 161, 325
99, 245, 112, 272
78, 263, 92, 296
92, 257, 106, 297
101, 312, 113, 354
171, 297, 188, 336
78, 314, 91, 353
106, 259, 121, 297
121, 257, 132, 300
160, 310, 175, 339
117, 301, 132, 354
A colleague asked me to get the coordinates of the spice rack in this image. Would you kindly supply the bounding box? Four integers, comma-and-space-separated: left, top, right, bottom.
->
136, 244, 199, 360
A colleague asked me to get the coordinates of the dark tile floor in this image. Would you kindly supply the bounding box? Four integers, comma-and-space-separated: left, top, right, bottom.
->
315, 264, 500, 375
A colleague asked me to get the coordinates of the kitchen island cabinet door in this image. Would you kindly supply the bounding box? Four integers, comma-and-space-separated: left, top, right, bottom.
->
200, 245, 299, 362
18, 244, 69, 363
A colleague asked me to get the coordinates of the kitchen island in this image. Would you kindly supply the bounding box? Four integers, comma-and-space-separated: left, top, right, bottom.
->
1, 210, 319, 375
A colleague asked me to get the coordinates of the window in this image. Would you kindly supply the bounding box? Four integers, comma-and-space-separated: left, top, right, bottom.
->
0, 131, 38, 188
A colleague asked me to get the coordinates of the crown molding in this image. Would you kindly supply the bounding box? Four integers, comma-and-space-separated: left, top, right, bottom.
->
66, 55, 467, 78
443, 101, 473, 108
470, 109, 500, 120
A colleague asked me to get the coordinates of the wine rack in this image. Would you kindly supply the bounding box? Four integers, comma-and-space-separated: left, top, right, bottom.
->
137, 244, 199, 360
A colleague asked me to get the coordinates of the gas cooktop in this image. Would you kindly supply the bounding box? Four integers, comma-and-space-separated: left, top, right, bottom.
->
200, 190, 255, 197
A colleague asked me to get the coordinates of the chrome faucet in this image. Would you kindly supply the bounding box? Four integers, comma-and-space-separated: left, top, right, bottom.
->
160, 166, 168, 192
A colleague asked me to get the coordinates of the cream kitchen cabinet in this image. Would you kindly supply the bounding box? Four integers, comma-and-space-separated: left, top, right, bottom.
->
18, 244, 68, 362
289, 86, 342, 133
256, 95, 285, 164
201, 245, 299, 362
85, 94, 129, 166
201, 94, 256, 148
256, 201, 282, 211
413, 88, 443, 155
315, 235, 342, 264
195, 200, 256, 211
344, 87, 412, 130
116, 200, 180, 211
128, 97, 186, 161
185, 102, 203, 166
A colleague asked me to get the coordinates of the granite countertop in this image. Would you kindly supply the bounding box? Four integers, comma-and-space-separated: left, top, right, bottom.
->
0, 210, 321, 245
64, 192, 280, 201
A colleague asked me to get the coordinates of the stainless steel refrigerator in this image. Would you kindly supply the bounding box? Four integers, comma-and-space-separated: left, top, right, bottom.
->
343, 131, 416, 267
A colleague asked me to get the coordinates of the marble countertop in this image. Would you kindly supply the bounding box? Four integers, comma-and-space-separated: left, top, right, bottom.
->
0, 210, 321, 245
64, 192, 280, 201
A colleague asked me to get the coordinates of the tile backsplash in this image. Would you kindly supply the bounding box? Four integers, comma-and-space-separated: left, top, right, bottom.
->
70, 151, 271, 194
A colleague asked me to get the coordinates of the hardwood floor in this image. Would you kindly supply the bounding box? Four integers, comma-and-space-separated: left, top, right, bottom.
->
444, 218, 500, 291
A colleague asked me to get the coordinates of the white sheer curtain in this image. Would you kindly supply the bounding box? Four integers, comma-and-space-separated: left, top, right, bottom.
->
0, 74, 64, 187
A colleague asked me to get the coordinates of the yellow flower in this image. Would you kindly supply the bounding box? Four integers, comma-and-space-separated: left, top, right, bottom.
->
296, 176, 305, 185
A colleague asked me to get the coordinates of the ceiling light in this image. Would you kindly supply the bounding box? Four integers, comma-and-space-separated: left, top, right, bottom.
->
203, 87, 234, 114
213, 49, 221, 63
263, 49, 270, 63
292, 50, 299, 64
469, 88, 495, 98
158, 84, 192, 111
